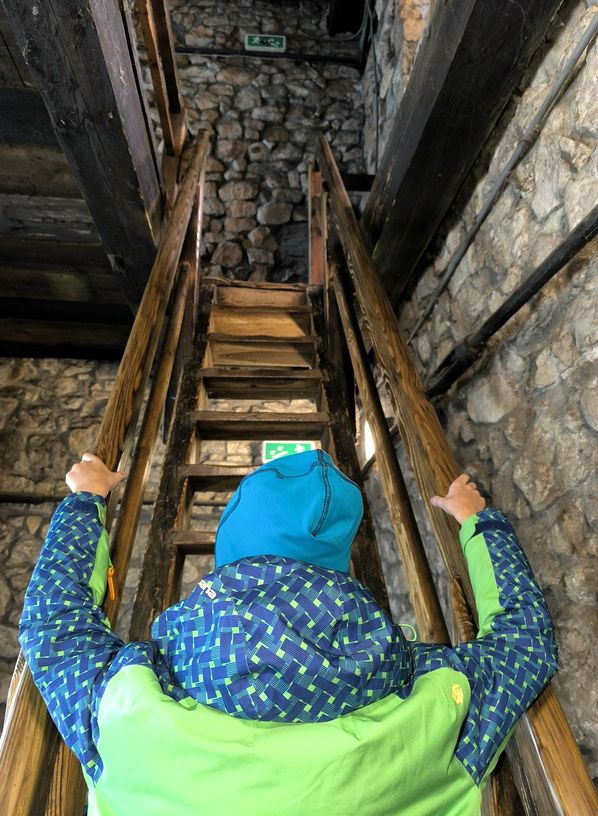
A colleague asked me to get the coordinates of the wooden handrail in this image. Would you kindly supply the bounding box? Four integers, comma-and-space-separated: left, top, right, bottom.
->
316, 134, 598, 816
331, 267, 449, 644
135, 0, 186, 158
0, 132, 209, 816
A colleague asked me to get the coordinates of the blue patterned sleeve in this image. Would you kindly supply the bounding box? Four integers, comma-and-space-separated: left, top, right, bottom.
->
18, 492, 125, 779
451, 508, 558, 784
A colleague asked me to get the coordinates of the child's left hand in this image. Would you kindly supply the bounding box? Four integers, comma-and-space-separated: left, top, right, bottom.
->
66, 452, 126, 498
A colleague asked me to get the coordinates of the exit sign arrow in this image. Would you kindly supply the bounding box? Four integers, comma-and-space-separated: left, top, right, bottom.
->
245, 34, 287, 53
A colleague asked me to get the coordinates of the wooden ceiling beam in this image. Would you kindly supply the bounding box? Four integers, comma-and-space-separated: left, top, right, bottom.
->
0, 238, 112, 267
0, 319, 130, 359
2, 0, 163, 305
0, 193, 97, 244
0, 263, 126, 303
0, 87, 58, 146
0, 298, 133, 324
361, 0, 565, 306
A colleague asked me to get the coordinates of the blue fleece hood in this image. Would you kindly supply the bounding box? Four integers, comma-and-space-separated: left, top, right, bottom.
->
215, 449, 363, 572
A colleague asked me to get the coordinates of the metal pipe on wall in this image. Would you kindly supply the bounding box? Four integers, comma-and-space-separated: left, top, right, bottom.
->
426, 201, 598, 397
408, 10, 598, 343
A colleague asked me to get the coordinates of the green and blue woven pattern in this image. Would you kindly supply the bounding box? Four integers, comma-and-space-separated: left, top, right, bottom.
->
400, 509, 557, 784
151, 557, 413, 721
19, 494, 184, 784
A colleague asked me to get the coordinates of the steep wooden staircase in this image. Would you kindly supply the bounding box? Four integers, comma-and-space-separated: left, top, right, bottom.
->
128, 277, 389, 639
1, 133, 597, 816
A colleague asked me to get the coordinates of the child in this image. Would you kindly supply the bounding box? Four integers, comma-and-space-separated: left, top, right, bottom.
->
19, 449, 556, 815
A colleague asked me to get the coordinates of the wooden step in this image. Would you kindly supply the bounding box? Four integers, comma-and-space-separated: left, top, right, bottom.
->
180, 464, 254, 491
200, 367, 322, 399
171, 530, 216, 555
207, 333, 316, 368
208, 279, 308, 309
193, 410, 329, 440
209, 306, 312, 338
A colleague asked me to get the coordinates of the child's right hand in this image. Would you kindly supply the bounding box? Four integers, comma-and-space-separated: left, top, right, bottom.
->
66, 452, 126, 498
430, 474, 486, 525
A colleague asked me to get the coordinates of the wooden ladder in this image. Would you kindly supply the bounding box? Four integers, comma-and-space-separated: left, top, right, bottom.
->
129, 278, 390, 639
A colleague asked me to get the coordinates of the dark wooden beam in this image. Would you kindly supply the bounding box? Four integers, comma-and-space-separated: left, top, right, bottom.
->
0, 8, 28, 86
361, 0, 564, 305
2, 0, 163, 304
0, 262, 126, 303
0, 238, 111, 267
0, 298, 132, 323
341, 173, 375, 192
0, 194, 97, 244
0, 144, 80, 197
0, 319, 129, 359
0, 88, 58, 146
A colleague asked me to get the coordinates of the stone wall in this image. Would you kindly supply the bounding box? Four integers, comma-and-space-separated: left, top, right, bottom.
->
361, 0, 598, 779
0, 358, 117, 723
167, 0, 366, 281
360, 0, 432, 170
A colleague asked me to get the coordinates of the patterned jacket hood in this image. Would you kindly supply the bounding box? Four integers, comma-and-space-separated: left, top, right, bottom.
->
151, 555, 414, 721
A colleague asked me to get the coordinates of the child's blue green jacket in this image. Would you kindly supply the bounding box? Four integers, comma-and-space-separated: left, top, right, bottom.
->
19, 451, 557, 815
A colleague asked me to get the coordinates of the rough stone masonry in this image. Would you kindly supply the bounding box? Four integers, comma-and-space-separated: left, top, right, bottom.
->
166, 0, 365, 282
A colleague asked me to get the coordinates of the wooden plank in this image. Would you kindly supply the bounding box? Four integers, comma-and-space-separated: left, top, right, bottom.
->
0, 298, 131, 323
0, 134, 209, 816
147, 0, 184, 120
135, 0, 186, 157
171, 530, 216, 554
317, 134, 598, 816
129, 285, 214, 642
208, 334, 315, 368
332, 269, 448, 643
0, 9, 29, 86
0, 194, 97, 244
209, 306, 312, 337
183, 464, 253, 492
0, 318, 130, 359
94, 134, 208, 465
320, 134, 475, 612
135, 0, 176, 153
208, 278, 308, 292
0, 30, 23, 86
361, 0, 564, 304
2, 0, 162, 304
309, 284, 389, 612
214, 283, 308, 309
200, 367, 321, 400
0, 263, 127, 304
0, 237, 110, 267
0, 145, 80, 197
119, 0, 163, 194
163, 181, 205, 439
194, 410, 329, 440
308, 168, 326, 285
0, 88, 59, 145
103, 264, 193, 625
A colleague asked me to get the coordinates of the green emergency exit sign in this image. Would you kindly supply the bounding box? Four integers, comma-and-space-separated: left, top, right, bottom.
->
245, 34, 287, 53
263, 441, 316, 463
